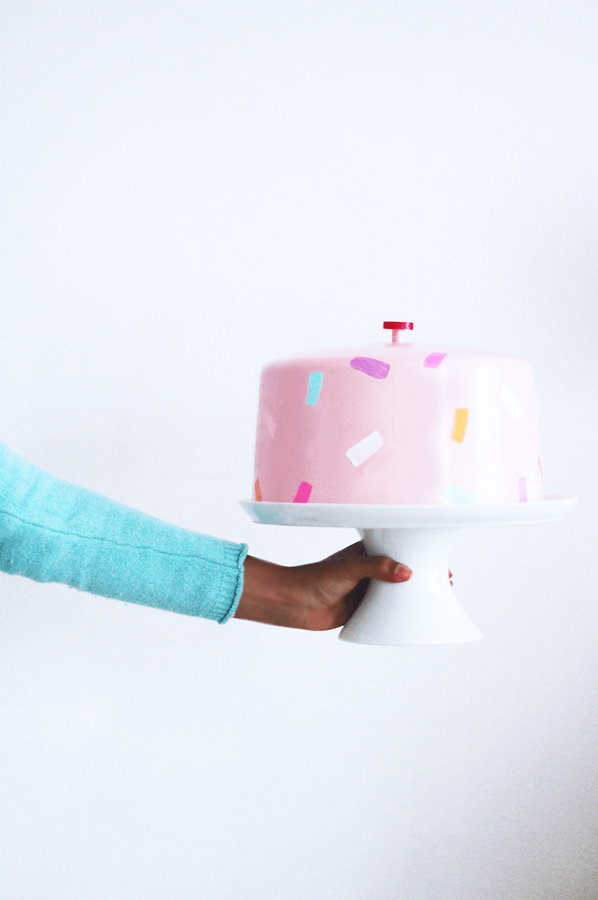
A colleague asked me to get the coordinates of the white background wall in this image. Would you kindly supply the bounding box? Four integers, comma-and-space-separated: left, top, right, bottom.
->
0, 1, 596, 897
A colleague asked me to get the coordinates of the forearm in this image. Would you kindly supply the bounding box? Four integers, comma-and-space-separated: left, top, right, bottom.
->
0, 442, 247, 622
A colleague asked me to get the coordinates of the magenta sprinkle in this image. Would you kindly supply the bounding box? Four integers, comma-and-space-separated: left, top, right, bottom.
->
293, 481, 312, 503
424, 353, 447, 368
350, 357, 390, 379
518, 476, 528, 503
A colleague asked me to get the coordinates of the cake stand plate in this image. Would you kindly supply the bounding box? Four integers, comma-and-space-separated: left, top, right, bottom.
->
239, 495, 578, 646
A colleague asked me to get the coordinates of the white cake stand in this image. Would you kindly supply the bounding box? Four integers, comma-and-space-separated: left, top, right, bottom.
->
239, 495, 578, 645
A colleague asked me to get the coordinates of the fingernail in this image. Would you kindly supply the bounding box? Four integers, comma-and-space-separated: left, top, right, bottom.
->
393, 563, 412, 581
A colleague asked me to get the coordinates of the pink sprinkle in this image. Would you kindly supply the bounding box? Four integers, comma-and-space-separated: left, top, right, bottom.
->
350, 357, 390, 379
424, 353, 447, 368
293, 481, 312, 503
518, 476, 528, 502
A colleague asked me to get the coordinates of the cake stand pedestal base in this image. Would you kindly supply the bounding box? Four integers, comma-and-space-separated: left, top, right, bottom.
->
239, 495, 578, 646
342, 526, 479, 644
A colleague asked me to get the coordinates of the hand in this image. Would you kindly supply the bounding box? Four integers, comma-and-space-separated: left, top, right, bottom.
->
235, 540, 454, 631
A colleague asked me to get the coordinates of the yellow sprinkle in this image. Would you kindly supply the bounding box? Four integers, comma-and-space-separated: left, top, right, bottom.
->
451, 408, 468, 443
255, 479, 262, 501
538, 456, 542, 478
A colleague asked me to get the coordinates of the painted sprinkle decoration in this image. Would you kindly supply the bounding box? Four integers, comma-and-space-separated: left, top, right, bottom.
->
293, 481, 312, 503
350, 357, 390, 379
451, 408, 469, 443
305, 371, 323, 406
346, 431, 384, 467
423, 352, 447, 369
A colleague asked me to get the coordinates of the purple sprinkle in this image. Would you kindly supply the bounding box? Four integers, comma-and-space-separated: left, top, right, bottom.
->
518, 476, 528, 503
350, 357, 390, 379
424, 352, 447, 368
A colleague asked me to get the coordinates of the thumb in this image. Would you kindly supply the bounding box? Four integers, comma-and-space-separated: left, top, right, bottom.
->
355, 554, 413, 584
381, 556, 413, 582
316, 553, 413, 617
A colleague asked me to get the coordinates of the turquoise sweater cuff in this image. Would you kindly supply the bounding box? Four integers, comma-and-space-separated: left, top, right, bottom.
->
0, 442, 248, 623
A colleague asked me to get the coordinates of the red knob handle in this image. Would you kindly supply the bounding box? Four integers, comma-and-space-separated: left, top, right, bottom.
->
383, 321, 413, 330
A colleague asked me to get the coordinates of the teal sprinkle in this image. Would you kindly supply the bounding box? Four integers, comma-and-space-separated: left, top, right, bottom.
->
306, 371, 323, 406
443, 485, 477, 505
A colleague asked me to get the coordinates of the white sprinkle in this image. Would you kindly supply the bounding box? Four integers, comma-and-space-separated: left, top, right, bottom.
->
346, 430, 384, 467
499, 384, 522, 419
264, 408, 276, 438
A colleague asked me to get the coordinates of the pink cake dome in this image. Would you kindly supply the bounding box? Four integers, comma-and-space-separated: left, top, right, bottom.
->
252, 322, 544, 505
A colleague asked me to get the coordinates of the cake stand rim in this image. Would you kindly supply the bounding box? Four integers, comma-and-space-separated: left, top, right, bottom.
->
238, 495, 578, 528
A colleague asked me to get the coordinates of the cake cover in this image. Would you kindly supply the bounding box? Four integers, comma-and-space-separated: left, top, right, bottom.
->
252, 322, 544, 506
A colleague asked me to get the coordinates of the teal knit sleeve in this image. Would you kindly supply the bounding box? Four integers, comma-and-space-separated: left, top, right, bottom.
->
0, 442, 248, 623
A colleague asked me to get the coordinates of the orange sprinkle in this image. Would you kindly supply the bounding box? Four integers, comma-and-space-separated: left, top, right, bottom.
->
451, 408, 468, 443
255, 479, 262, 501
538, 455, 543, 478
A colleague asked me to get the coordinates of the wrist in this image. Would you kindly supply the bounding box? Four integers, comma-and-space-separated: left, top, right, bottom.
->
234, 555, 299, 627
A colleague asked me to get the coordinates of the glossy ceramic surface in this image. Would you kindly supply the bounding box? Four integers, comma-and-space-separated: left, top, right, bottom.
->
252, 327, 544, 506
